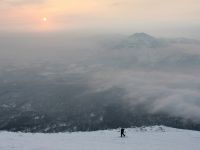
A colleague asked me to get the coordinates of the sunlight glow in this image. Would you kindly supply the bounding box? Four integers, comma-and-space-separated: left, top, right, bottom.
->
43, 17, 47, 22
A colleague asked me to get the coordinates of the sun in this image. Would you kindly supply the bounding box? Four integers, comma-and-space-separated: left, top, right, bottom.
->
43, 17, 47, 22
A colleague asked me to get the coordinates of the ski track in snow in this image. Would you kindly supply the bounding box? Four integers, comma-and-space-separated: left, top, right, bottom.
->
0, 126, 200, 150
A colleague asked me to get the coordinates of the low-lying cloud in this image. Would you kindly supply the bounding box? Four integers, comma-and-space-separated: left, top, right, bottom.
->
88, 69, 200, 122
1, 32, 200, 124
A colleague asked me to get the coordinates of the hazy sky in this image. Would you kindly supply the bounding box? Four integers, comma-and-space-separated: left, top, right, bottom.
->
0, 0, 200, 37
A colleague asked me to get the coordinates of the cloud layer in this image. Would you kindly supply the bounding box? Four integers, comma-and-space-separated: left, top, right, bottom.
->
0, 33, 200, 123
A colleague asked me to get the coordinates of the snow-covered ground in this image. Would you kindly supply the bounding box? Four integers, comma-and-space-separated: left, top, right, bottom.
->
0, 126, 200, 150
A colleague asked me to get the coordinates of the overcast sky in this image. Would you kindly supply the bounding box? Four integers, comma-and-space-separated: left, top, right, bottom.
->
0, 0, 200, 37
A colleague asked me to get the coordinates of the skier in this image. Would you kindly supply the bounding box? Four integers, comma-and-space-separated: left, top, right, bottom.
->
121, 128, 125, 137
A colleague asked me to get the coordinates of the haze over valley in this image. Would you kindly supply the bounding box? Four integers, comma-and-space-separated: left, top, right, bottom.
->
0, 33, 200, 132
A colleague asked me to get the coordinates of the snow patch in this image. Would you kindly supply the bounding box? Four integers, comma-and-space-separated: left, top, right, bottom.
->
0, 126, 199, 150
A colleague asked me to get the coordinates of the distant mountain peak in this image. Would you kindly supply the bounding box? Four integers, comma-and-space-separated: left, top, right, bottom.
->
124, 32, 163, 48
130, 33, 155, 40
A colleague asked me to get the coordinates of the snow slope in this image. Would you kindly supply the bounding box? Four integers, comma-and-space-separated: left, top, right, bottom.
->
0, 126, 200, 150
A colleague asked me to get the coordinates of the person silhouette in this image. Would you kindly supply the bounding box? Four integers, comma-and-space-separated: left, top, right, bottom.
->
121, 128, 125, 137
